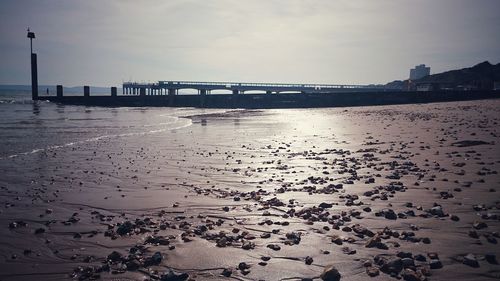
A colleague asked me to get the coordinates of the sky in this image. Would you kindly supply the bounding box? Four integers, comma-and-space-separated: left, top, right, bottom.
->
0, 0, 499, 87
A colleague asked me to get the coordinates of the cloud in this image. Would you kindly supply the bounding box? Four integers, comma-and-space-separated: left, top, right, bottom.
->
1, 0, 499, 85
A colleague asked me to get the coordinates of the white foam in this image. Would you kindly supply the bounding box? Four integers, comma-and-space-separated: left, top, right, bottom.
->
0, 117, 192, 160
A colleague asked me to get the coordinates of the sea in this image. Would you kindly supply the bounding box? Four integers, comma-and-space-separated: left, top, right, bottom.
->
0, 90, 217, 160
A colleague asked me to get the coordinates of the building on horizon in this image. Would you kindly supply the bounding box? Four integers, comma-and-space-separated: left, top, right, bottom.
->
409, 64, 431, 80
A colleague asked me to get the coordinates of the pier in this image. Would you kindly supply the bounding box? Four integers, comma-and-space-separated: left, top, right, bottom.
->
26, 31, 500, 109
121, 81, 379, 96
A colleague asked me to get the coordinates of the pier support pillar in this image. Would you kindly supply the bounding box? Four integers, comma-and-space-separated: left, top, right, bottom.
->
266, 91, 272, 95
84, 86, 90, 97
31, 53, 38, 100
168, 89, 176, 106
111, 87, 117, 97
140, 88, 146, 97
199, 89, 207, 107
57, 85, 63, 97
232, 89, 239, 95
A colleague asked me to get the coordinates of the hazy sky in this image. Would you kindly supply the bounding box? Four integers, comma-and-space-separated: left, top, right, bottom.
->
1, 0, 499, 86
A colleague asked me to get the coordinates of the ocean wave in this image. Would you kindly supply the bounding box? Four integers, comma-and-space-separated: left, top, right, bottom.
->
0, 117, 192, 160
0, 99, 36, 105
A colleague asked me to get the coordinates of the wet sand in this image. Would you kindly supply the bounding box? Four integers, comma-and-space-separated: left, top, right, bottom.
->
0, 100, 499, 281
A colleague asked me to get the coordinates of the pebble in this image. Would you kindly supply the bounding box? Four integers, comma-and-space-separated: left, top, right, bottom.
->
402, 268, 422, 281
485, 254, 497, 264
429, 259, 442, 269
107, 251, 122, 262
321, 265, 341, 281
473, 221, 487, 230
160, 269, 189, 281
34, 228, 45, 234
429, 206, 445, 217
267, 244, 281, 251
366, 266, 379, 277
319, 202, 333, 208
238, 262, 250, 270
221, 268, 232, 277
305, 256, 313, 265
463, 254, 479, 268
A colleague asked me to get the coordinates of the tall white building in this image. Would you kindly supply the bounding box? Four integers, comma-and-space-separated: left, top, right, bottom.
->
409, 64, 430, 80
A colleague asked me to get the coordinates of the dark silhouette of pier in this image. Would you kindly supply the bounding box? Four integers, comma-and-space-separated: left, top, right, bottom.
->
121, 81, 380, 96
27, 32, 500, 108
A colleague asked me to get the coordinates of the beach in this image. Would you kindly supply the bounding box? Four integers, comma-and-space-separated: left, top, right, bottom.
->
0, 92, 499, 281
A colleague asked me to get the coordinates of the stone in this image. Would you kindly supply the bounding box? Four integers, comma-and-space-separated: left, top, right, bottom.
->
332, 235, 343, 245
107, 251, 122, 262
221, 268, 232, 277
397, 252, 413, 259
145, 252, 162, 266
402, 268, 421, 281
429, 259, 442, 269
366, 266, 379, 277
305, 256, 314, 265
34, 228, 45, 234
319, 202, 333, 209
414, 254, 426, 262
321, 265, 341, 281
216, 237, 228, 247
463, 254, 479, 268
383, 258, 403, 274
429, 206, 445, 217
126, 259, 141, 271
286, 232, 301, 244
485, 254, 497, 264
402, 258, 415, 267
116, 221, 134, 235
473, 221, 487, 230
384, 209, 397, 220
342, 247, 356, 255
267, 244, 281, 251
242, 241, 255, 250
238, 262, 250, 270
365, 236, 388, 249
427, 253, 439, 260
160, 269, 189, 281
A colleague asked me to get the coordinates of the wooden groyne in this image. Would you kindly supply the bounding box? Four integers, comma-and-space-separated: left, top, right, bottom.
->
34, 87, 500, 108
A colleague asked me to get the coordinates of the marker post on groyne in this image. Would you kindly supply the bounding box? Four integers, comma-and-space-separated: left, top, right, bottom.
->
84, 86, 90, 97
56, 85, 63, 97
27, 29, 38, 100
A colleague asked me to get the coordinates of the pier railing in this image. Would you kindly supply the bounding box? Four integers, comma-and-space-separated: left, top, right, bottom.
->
122, 80, 380, 95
